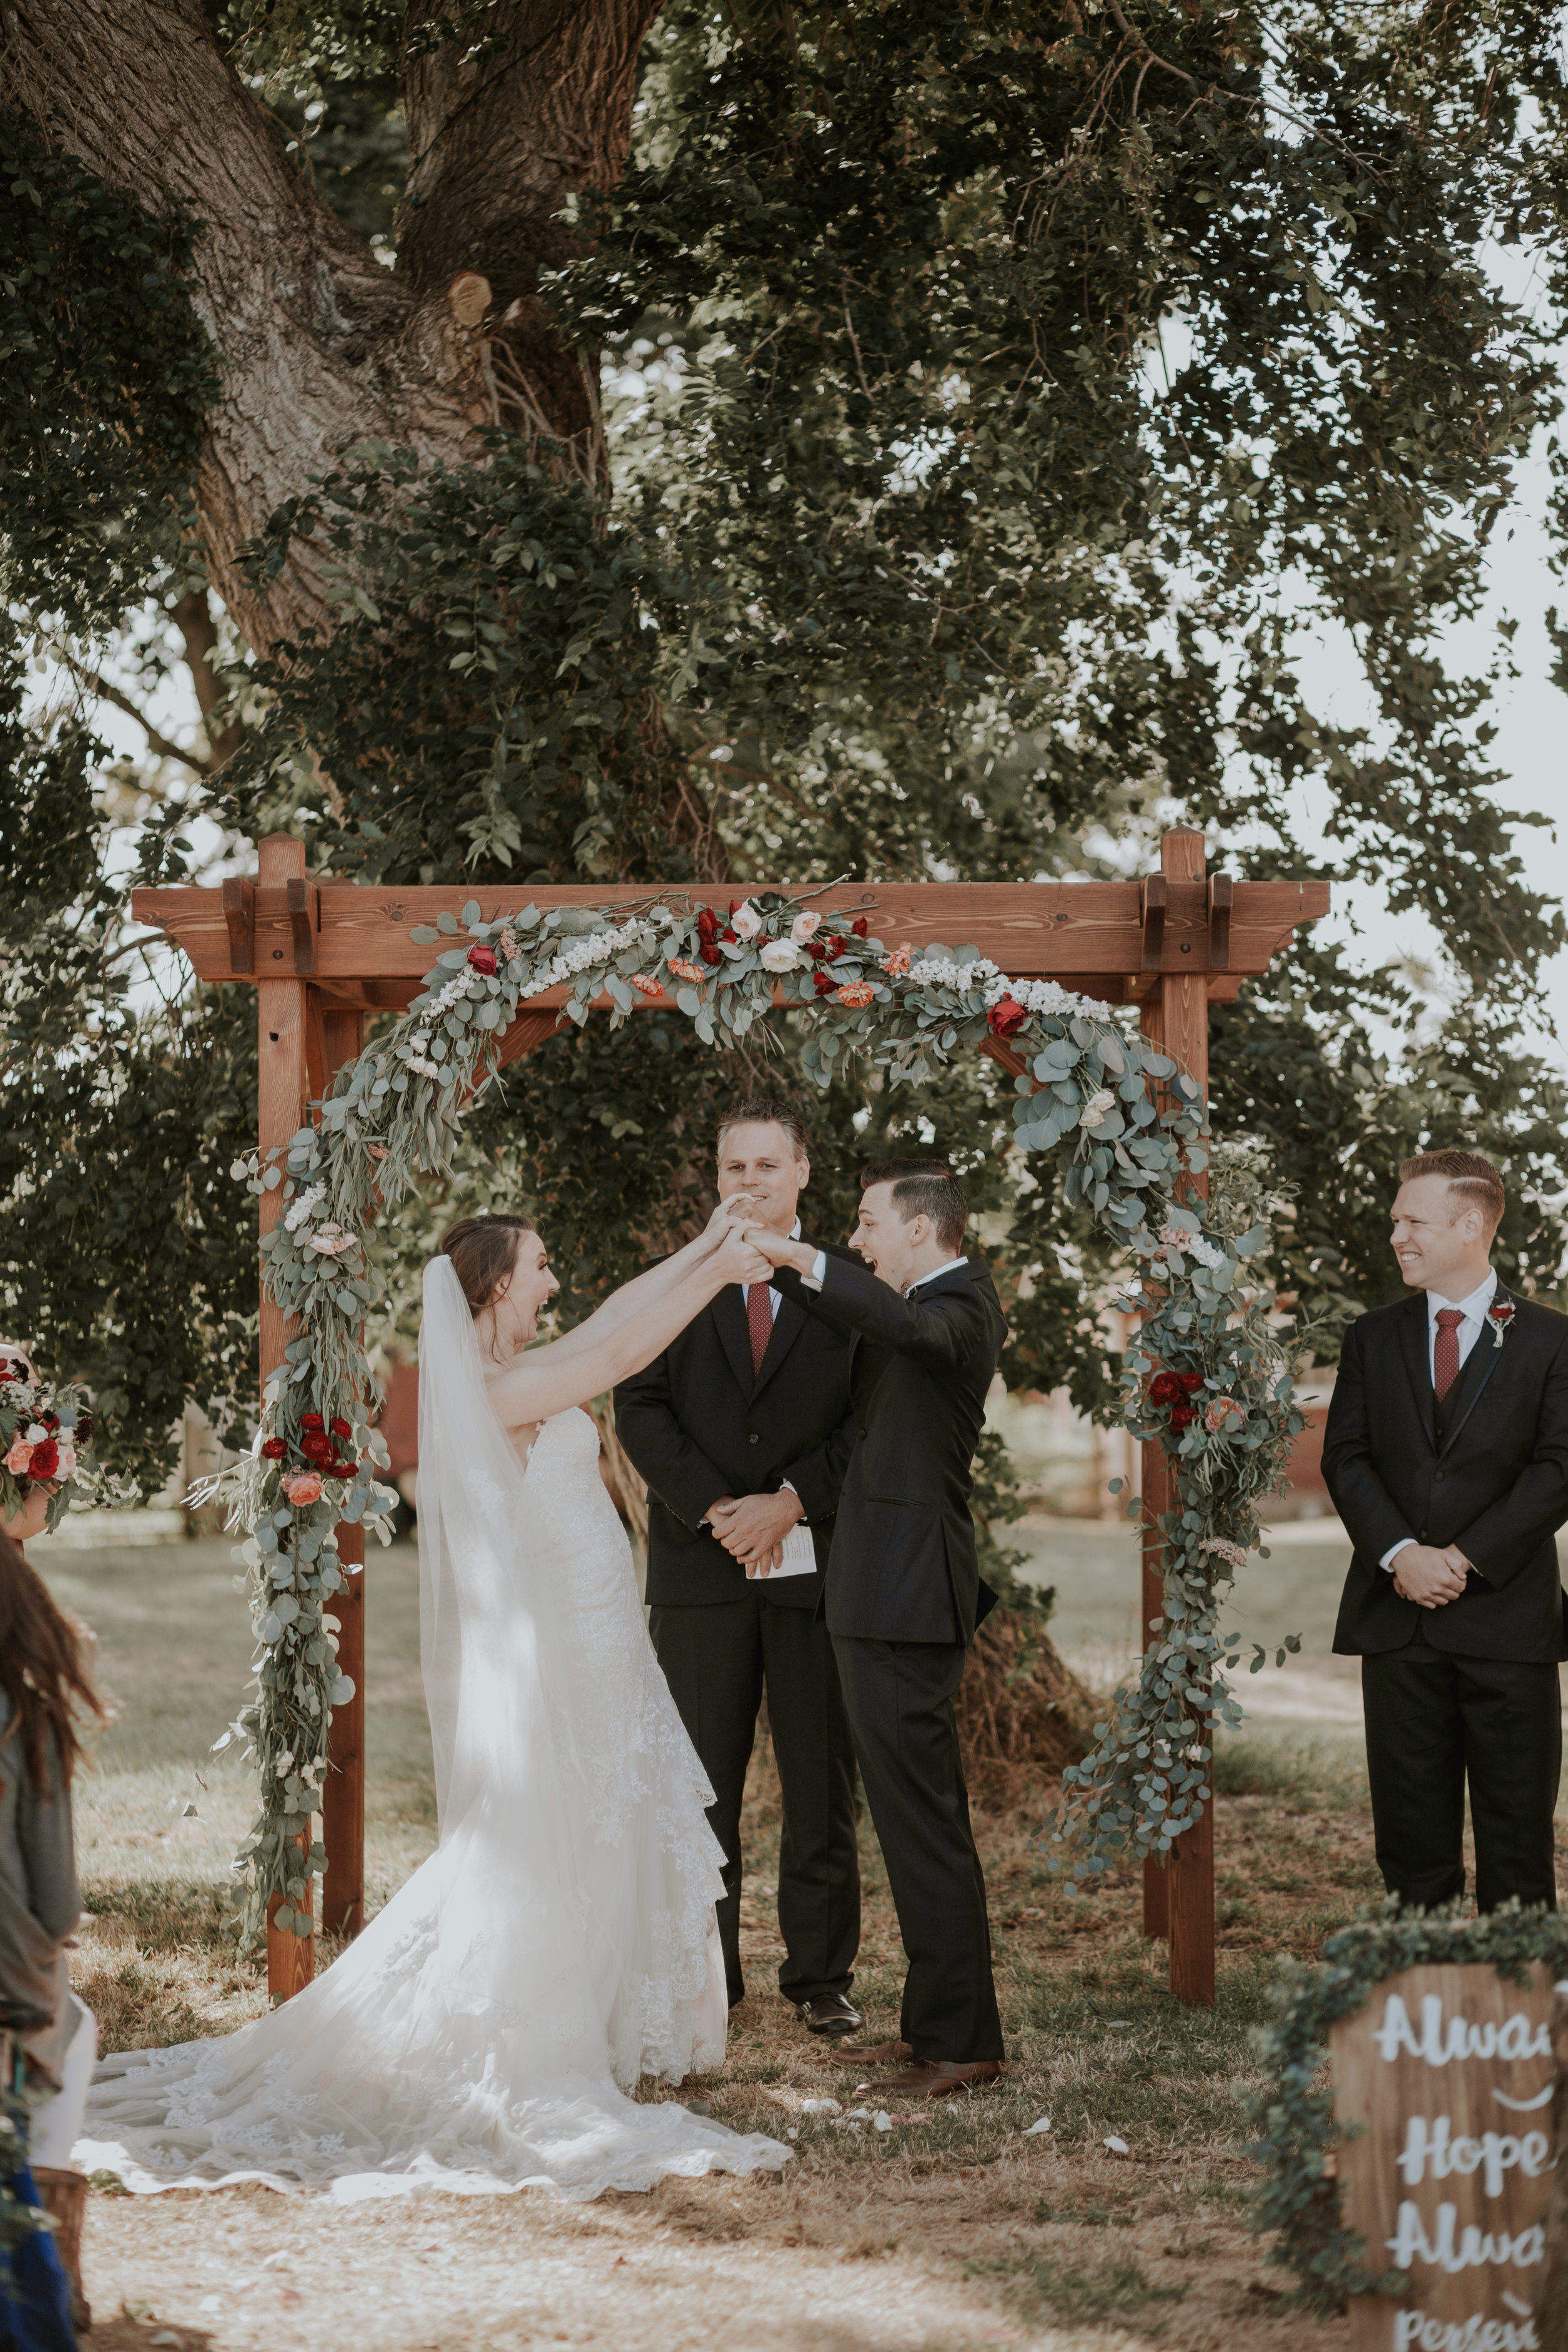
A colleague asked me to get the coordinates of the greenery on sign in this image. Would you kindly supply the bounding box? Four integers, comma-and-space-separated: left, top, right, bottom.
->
199, 887, 1300, 1939
1248, 1904, 1568, 2313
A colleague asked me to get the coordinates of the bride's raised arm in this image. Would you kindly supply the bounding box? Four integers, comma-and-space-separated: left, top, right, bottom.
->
533, 1196, 758, 1367
485, 1224, 769, 1431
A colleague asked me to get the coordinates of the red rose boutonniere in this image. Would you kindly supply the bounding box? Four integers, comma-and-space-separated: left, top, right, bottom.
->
1486, 1298, 1516, 1352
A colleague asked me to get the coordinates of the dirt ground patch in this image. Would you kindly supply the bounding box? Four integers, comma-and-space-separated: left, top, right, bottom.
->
63, 1743, 1408, 2352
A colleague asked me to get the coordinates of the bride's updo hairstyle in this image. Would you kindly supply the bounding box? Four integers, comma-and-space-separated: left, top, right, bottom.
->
439, 1215, 538, 1320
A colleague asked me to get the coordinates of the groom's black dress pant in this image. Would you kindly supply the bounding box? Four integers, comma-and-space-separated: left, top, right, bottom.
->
1362, 1624, 1560, 1913
832, 1633, 1004, 2063
650, 1592, 860, 2008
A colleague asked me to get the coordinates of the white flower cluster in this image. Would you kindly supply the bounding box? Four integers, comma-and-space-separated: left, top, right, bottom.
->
904, 957, 1099, 1021
1157, 1221, 1225, 1270
283, 1182, 326, 1233
428, 970, 475, 1017
1198, 1535, 1248, 1570
517, 922, 657, 1002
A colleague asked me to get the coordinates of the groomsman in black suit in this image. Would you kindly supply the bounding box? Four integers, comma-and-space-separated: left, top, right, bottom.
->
751, 1161, 1009, 2100
1323, 1148, 1568, 1913
615, 1098, 863, 2035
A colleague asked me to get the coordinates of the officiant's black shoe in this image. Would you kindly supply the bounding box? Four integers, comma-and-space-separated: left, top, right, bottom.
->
795, 1993, 862, 2038
831, 2037, 912, 2067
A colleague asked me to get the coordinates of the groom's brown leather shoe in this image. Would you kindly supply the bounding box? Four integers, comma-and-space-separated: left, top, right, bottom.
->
866, 2059, 1004, 2100
831, 2038, 912, 2067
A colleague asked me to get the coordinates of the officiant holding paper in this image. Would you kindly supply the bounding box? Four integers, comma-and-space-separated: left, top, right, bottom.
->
615, 1098, 864, 2036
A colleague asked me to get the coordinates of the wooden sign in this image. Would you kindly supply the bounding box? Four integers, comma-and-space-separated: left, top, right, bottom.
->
1332, 1963, 1559, 2352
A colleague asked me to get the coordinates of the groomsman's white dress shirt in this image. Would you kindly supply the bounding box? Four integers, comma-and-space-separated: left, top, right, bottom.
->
1380, 1268, 1498, 1574
799, 1249, 968, 1296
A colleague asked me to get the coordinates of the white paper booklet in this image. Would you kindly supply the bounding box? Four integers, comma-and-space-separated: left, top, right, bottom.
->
746, 1523, 818, 1580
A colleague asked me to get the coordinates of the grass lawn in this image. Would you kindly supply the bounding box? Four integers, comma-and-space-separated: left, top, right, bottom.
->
29, 1515, 1560, 2352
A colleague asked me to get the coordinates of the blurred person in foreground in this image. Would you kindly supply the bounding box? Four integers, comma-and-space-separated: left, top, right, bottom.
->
1324, 1148, 1568, 1914
0, 1522, 109, 2327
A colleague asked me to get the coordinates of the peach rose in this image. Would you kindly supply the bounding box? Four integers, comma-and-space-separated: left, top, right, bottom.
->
282, 1470, 323, 1506
790, 911, 822, 943
1203, 1397, 1246, 1435
5, 1438, 33, 1475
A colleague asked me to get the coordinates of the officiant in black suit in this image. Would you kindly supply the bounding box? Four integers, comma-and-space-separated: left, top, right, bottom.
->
1323, 1148, 1568, 1914
752, 1160, 1009, 2101
615, 1098, 862, 2035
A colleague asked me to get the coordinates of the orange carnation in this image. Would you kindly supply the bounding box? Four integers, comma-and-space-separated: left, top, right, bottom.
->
667, 956, 705, 983
882, 943, 913, 977
834, 982, 874, 1009
629, 973, 664, 999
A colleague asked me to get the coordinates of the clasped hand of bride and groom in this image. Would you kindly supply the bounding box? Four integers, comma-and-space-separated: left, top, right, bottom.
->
79, 1099, 1009, 2205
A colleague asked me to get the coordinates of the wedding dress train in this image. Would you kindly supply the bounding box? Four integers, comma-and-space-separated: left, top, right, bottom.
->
76, 1260, 788, 2200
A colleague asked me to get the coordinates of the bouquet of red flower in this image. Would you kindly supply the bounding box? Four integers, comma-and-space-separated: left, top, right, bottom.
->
257, 1410, 366, 1507
1146, 1368, 1205, 1432
0, 1351, 97, 1537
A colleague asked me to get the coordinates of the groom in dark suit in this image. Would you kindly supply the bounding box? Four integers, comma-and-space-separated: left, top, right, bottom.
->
751, 1160, 1009, 2100
1323, 1148, 1568, 1913
615, 1098, 863, 2035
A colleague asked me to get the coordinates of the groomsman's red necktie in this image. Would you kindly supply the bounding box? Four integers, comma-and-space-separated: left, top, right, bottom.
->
1433, 1306, 1465, 1402
746, 1279, 773, 1375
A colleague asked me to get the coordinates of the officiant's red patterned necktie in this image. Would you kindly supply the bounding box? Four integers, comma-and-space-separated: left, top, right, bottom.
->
746, 1279, 773, 1376
1433, 1306, 1465, 1402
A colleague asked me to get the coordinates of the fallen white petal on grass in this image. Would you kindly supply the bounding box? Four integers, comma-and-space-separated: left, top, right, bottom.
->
843, 2107, 872, 2121
1023, 2115, 1052, 2136
1104, 2134, 1130, 2155
798, 2097, 840, 2115
874, 2111, 893, 2132
199, 2297, 223, 2313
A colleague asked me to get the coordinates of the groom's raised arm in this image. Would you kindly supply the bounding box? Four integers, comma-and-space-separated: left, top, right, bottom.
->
771, 1253, 986, 1375
615, 1346, 733, 1532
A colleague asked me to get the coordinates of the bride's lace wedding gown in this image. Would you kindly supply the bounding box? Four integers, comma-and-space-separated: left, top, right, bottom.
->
77, 1262, 787, 2200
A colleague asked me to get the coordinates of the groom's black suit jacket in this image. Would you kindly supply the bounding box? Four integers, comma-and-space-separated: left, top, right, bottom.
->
614, 1236, 859, 1612
1323, 1283, 1568, 1663
770, 1252, 1008, 1646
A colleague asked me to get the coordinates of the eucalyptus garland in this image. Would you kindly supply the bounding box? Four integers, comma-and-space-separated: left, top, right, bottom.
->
1248, 1905, 1568, 2312
208, 884, 1301, 1946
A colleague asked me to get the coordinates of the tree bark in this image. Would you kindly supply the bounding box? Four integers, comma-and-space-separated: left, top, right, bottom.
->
0, 0, 662, 657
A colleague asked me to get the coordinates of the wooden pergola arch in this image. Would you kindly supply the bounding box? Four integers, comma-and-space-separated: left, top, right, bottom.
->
132, 829, 1328, 2008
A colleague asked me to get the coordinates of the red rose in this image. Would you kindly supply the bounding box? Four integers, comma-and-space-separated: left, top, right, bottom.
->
851, 918, 869, 938
1178, 1372, 1204, 1393
1169, 1406, 1196, 1432
987, 998, 1027, 1039
806, 939, 829, 961
330, 1417, 352, 1439
327, 1458, 354, 1479
696, 908, 720, 940
1147, 1371, 1184, 1406
699, 943, 723, 966
301, 1412, 324, 1431
301, 1431, 332, 1461
27, 1438, 58, 1480
41, 1412, 58, 1431
813, 971, 837, 996
467, 943, 499, 975
260, 1438, 288, 1461
721, 926, 738, 943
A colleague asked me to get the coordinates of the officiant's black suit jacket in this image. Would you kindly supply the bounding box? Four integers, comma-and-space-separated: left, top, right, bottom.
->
1323, 1284, 1568, 1663
614, 1236, 859, 1612
770, 1253, 1008, 1646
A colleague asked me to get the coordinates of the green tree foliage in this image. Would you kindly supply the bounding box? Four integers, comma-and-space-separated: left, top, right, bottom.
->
5, 1, 1568, 1490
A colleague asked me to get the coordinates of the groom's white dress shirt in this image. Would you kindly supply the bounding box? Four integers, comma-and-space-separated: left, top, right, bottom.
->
1379, 1268, 1498, 1574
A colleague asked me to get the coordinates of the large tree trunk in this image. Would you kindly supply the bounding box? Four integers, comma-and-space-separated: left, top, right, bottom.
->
0, 0, 662, 656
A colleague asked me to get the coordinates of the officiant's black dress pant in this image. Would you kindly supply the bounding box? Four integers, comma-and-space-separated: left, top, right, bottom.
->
1362, 1628, 1560, 1914
650, 1594, 860, 2008
832, 1634, 1004, 2063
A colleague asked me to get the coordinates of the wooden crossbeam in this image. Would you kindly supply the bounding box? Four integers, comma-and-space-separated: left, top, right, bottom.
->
131, 874, 1327, 1010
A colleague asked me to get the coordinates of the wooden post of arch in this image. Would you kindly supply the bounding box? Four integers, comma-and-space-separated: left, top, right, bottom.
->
133, 834, 1326, 2009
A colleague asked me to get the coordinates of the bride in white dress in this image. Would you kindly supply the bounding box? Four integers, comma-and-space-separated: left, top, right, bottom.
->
78, 1207, 790, 2200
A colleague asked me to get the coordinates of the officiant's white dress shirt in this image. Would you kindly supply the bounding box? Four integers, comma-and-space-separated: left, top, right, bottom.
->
1380, 1268, 1498, 1573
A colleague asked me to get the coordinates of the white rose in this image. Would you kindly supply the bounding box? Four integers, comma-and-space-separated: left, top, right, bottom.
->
790, 911, 822, 943
731, 901, 763, 940
1079, 1089, 1116, 1130
25, 1422, 47, 1444
760, 938, 801, 973
55, 1443, 77, 1478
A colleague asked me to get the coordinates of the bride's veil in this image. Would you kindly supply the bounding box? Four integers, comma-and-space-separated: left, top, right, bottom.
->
413, 1253, 483, 1830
